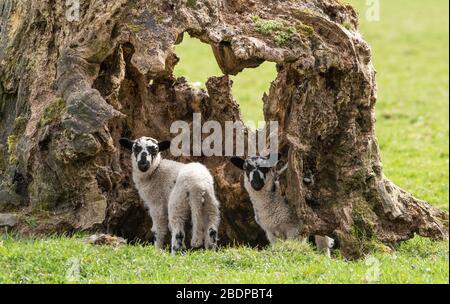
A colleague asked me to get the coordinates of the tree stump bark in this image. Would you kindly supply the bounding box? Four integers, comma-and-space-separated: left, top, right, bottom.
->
0, 0, 447, 258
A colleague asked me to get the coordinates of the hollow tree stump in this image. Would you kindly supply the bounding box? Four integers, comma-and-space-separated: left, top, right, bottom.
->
0, 0, 447, 258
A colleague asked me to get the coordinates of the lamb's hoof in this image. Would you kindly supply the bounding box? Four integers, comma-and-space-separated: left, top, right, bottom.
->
190, 238, 204, 250
206, 243, 218, 251
209, 228, 217, 238
155, 244, 165, 252
207, 228, 218, 250
171, 246, 186, 256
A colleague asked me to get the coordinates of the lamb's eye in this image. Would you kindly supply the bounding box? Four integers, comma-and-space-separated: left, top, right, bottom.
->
259, 167, 269, 174
133, 145, 143, 157
246, 164, 255, 172
148, 146, 158, 155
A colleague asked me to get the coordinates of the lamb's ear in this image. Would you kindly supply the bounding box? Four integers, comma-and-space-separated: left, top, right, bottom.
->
119, 138, 134, 151
276, 160, 288, 175
231, 157, 246, 170
158, 141, 171, 152
267, 153, 282, 167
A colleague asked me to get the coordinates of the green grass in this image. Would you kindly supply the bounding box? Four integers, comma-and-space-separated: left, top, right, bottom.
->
0, 234, 447, 284
1, 0, 448, 284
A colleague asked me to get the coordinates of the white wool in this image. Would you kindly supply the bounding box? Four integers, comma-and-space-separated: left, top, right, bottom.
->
129, 138, 220, 254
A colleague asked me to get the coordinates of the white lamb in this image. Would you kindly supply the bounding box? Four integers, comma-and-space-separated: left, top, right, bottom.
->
230, 155, 300, 243
120, 136, 220, 254
231, 155, 336, 255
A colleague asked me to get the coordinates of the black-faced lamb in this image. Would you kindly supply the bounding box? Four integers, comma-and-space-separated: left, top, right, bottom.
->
231, 155, 337, 255
230, 155, 300, 243
120, 136, 220, 254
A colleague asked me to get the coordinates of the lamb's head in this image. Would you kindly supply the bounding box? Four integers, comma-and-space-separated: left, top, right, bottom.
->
119, 137, 171, 173
231, 154, 281, 191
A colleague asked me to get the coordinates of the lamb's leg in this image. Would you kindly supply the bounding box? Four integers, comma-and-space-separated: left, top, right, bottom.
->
168, 191, 189, 255
189, 190, 206, 249
205, 226, 219, 250
169, 216, 186, 255
170, 227, 185, 255
286, 226, 300, 241
314, 235, 334, 257
154, 219, 169, 250
266, 231, 279, 244
205, 203, 220, 250
149, 206, 169, 250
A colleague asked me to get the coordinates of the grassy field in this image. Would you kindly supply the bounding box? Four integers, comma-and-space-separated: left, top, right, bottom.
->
0, 234, 448, 284
1, 0, 448, 284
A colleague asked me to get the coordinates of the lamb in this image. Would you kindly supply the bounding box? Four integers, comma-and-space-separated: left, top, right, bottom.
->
120, 136, 220, 254
231, 155, 337, 255
309, 235, 335, 258
230, 155, 300, 243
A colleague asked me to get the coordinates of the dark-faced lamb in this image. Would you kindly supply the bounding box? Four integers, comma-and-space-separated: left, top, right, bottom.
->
230, 155, 300, 243
231, 155, 337, 255
120, 137, 220, 254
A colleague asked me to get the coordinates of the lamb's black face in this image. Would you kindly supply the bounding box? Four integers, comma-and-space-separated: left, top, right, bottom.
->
231, 155, 277, 191
244, 157, 272, 191
119, 137, 171, 173
133, 137, 159, 172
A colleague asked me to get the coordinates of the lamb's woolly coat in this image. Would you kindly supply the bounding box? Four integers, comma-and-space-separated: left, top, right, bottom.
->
132, 157, 182, 249
168, 163, 220, 250
243, 173, 300, 243
131, 150, 220, 253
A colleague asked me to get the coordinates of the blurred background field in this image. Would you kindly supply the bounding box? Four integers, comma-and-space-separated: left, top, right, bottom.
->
1, 0, 448, 284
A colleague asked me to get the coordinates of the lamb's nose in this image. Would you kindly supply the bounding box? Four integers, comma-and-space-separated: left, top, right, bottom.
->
138, 161, 150, 172
251, 171, 264, 191
251, 180, 264, 191
138, 158, 150, 172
